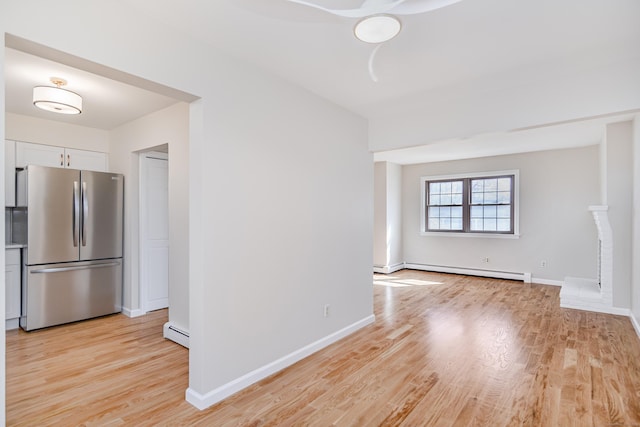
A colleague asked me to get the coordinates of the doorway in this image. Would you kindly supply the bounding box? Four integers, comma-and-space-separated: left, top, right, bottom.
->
140, 150, 169, 312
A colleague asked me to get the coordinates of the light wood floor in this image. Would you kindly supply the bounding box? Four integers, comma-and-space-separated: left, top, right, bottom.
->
6, 270, 640, 426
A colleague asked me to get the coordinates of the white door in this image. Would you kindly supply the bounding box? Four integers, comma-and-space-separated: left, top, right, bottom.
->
140, 152, 169, 312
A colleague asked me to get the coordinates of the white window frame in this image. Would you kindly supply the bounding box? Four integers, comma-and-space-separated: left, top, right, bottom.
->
420, 170, 520, 239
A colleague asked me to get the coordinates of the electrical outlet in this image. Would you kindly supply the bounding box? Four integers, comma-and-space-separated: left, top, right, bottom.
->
540, 260, 547, 268
323, 304, 330, 318
482, 257, 490, 263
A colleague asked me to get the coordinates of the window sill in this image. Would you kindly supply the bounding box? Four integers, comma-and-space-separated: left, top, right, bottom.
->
420, 231, 521, 239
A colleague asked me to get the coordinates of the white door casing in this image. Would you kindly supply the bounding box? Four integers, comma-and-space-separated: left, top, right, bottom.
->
140, 152, 169, 312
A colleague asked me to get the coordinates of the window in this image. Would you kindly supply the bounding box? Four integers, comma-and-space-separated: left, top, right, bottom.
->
423, 171, 517, 235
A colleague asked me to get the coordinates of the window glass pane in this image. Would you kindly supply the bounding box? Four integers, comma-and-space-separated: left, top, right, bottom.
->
452, 181, 463, 194
497, 178, 511, 191
429, 194, 440, 205
441, 182, 452, 194
471, 180, 483, 193
451, 206, 463, 218
428, 218, 440, 229
430, 182, 441, 194
484, 192, 498, 204
483, 206, 497, 218
440, 217, 451, 229
452, 194, 463, 205
471, 206, 483, 218
440, 207, 451, 218
429, 207, 440, 218
470, 218, 483, 230
484, 179, 498, 192
497, 191, 511, 204
471, 192, 483, 204
451, 218, 463, 230
484, 218, 497, 231
440, 194, 452, 205
497, 205, 510, 218
497, 219, 511, 231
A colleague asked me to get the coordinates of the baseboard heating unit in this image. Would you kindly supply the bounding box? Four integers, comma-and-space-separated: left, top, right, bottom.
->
403, 263, 532, 283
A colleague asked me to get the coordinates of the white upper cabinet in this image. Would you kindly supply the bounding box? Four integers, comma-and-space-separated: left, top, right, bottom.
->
64, 148, 108, 171
5, 140, 16, 207
15, 141, 107, 172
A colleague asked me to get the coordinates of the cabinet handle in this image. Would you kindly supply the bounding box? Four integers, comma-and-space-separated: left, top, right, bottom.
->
67, 154, 70, 167
60, 153, 64, 166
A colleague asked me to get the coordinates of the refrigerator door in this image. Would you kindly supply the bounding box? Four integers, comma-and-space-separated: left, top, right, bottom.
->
20, 259, 123, 331
80, 170, 124, 261
23, 165, 81, 265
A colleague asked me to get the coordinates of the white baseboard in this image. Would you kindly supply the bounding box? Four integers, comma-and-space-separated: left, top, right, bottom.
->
560, 302, 630, 317
405, 263, 531, 282
531, 278, 564, 287
5, 318, 19, 330
373, 262, 405, 274
121, 307, 146, 318
629, 312, 640, 339
164, 322, 189, 348
185, 314, 376, 411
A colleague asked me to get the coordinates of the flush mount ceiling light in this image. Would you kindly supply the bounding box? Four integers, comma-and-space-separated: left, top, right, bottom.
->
33, 77, 82, 115
354, 14, 401, 44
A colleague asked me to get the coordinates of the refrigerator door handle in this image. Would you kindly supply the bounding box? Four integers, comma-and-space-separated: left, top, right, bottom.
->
82, 181, 88, 247
30, 262, 121, 274
73, 181, 80, 247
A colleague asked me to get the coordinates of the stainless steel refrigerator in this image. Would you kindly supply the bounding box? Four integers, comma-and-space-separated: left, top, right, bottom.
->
17, 165, 124, 331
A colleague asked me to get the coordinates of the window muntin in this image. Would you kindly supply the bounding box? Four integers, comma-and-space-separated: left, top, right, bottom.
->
425, 174, 515, 234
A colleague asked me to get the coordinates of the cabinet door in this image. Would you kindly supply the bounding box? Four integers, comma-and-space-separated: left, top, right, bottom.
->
15, 141, 64, 168
5, 249, 21, 320
65, 148, 107, 172
5, 140, 16, 207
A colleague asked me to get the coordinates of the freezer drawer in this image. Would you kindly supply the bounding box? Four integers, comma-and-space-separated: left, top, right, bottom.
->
20, 259, 122, 331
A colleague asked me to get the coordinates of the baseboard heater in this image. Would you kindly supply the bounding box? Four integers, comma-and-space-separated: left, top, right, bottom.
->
403, 263, 532, 283
163, 322, 190, 348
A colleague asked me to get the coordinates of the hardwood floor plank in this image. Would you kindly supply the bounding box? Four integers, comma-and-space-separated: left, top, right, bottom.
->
6, 270, 640, 425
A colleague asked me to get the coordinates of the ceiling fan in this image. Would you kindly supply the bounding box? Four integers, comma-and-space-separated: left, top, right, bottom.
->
284, 0, 462, 82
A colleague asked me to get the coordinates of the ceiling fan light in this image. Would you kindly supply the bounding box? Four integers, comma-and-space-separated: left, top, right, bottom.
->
33, 85, 82, 115
354, 14, 401, 44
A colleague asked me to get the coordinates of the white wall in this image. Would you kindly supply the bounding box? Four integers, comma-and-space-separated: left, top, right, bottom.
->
109, 103, 189, 330
633, 115, 640, 331
6, 112, 109, 152
373, 162, 403, 271
1, 0, 373, 411
605, 121, 634, 309
373, 162, 387, 267
402, 146, 600, 283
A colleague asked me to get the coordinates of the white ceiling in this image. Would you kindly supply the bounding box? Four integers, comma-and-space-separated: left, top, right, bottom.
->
5, 0, 640, 160
4, 47, 181, 130
125, 0, 640, 118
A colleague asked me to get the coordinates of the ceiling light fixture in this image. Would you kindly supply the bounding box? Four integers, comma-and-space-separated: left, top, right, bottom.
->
354, 14, 401, 44
33, 77, 82, 115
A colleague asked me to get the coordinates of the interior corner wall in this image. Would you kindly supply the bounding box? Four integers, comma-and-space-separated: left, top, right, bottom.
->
387, 162, 403, 267
109, 102, 189, 330
632, 115, 640, 329
373, 162, 388, 268
402, 146, 600, 283
373, 161, 403, 271
0, 48, 6, 425
606, 120, 634, 309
